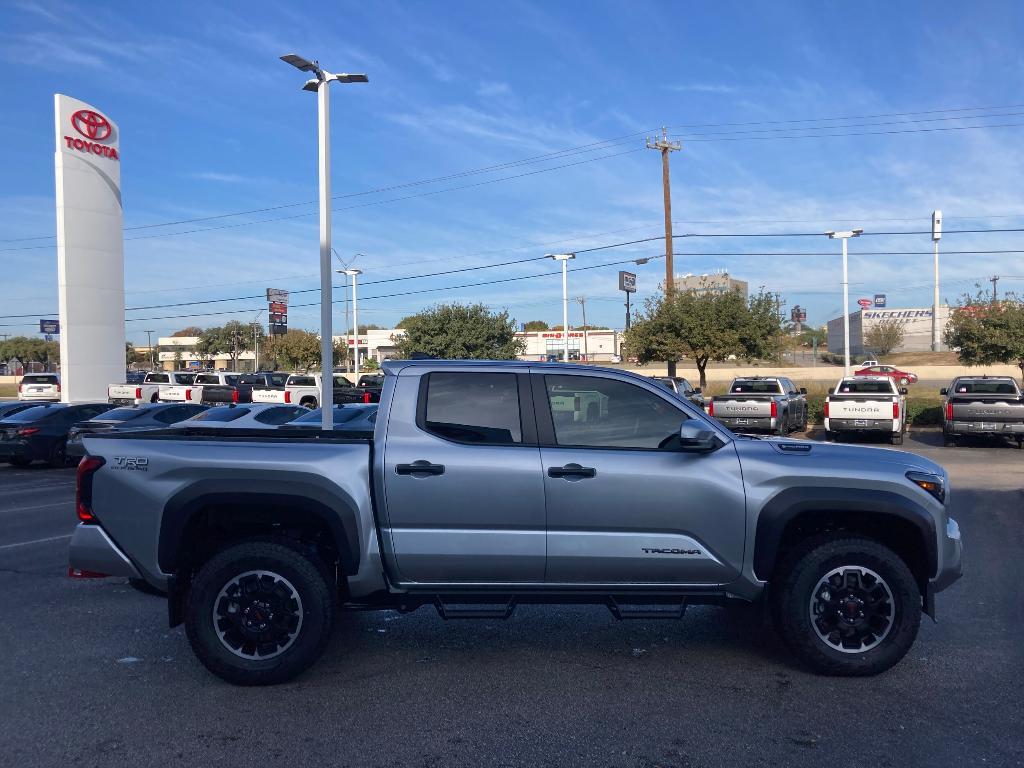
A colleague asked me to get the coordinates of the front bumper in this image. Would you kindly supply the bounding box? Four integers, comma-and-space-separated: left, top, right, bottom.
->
68, 524, 141, 579
946, 420, 1024, 436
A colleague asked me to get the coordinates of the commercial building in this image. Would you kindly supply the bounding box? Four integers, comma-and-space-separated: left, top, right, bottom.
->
826, 307, 951, 357
674, 272, 748, 300
514, 329, 622, 362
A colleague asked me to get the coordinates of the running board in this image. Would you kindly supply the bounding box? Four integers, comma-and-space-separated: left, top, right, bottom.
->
434, 597, 516, 620
607, 597, 687, 620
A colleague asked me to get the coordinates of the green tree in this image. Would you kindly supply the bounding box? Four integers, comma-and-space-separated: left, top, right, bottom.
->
172, 326, 204, 337
125, 341, 135, 366
0, 336, 59, 365
196, 321, 265, 370
945, 292, 1024, 380
523, 320, 549, 331
624, 288, 783, 389
395, 303, 526, 360
864, 317, 906, 356
265, 329, 322, 371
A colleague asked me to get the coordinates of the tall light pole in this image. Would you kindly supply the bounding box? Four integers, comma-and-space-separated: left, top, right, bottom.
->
343, 268, 362, 380
334, 251, 361, 374
575, 296, 589, 362
932, 210, 942, 352
825, 229, 863, 376
145, 330, 155, 371
252, 310, 263, 373
281, 53, 368, 431
548, 254, 576, 361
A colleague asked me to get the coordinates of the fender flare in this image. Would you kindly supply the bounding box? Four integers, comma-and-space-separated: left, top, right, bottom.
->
753, 486, 937, 581
158, 479, 361, 576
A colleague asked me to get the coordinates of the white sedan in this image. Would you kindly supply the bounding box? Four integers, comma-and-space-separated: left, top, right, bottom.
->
171, 403, 308, 429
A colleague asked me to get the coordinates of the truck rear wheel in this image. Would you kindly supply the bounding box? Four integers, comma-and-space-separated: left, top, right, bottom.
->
185, 541, 335, 686
299, 397, 318, 409
772, 535, 920, 676
890, 432, 904, 446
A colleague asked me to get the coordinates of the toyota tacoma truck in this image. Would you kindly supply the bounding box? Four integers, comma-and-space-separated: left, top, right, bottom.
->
707, 377, 808, 435
941, 375, 1024, 448
825, 375, 907, 444
69, 360, 961, 685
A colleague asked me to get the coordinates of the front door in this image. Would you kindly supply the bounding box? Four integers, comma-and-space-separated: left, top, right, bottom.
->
381, 369, 545, 585
535, 372, 746, 585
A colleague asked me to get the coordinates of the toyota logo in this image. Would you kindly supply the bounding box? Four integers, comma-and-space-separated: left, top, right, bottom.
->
71, 110, 111, 141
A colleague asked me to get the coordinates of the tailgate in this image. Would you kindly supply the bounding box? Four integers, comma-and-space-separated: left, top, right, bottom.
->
108, 384, 137, 399
159, 385, 199, 402
711, 397, 773, 418
828, 397, 894, 419
950, 397, 1024, 423
252, 389, 287, 404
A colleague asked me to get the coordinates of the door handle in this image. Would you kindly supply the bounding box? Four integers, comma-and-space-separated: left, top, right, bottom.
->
547, 463, 596, 479
396, 460, 445, 476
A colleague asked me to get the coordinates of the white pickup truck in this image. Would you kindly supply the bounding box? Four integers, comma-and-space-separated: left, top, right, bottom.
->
108, 372, 197, 405
252, 373, 355, 408
825, 375, 908, 444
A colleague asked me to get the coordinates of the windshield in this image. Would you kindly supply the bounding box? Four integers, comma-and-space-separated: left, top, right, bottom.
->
835, 379, 893, 394
189, 407, 250, 422
730, 380, 782, 394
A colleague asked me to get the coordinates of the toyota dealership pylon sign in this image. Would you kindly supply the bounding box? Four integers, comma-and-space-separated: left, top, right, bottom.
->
55, 94, 125, 402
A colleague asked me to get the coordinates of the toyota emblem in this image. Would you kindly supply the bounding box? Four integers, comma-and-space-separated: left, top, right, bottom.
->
71, 110, 112, 141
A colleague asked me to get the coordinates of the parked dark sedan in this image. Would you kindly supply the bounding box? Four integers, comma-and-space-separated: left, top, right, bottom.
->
66, 402, 209, 458
0, 401, 40, 421
0, 402, 115, 467
278, 403, 378, 433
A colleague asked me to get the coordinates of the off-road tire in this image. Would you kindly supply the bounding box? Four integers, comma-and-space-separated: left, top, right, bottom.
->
185, 540, 334, 686
890, 432, 904, 446
299, 397, 318, 409
772, 534, 920, 676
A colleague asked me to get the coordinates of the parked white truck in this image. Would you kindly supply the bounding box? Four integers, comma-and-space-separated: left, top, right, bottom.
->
108, 372, 197, 405
825, 375, 907, 445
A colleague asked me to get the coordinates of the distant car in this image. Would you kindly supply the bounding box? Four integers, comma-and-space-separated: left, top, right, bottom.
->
17, 373, 61, 402
0, 402, 115, 467
649, 376, 705, 409
172, 403, 308, 429
0, 402, 40, 421
941, 376, 1024, 448
278, 404, 378, 433
860, 359, 880, 368
854, 364, 918, 386
67, 403, 209, 458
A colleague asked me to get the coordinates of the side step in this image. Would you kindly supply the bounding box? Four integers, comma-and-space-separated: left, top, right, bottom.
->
434, 597, 516, 620
607, 597, 687, 620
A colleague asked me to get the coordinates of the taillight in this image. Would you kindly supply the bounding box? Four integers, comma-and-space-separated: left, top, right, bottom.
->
824, 402, 830, 418
135, 387, 142, 400
770, 400, 778, 419
18, 382, 23, 393
232, 389, 239, 403
56, 382, 61, 393
16, 427, 40, 436
893, 402, 900, 419
186, 388, 193, 401
76, 455, 105, 523
708, 400, 714, 416
945, 401, 953, 421
284, 390, 291, 404
363, 390, 372, 404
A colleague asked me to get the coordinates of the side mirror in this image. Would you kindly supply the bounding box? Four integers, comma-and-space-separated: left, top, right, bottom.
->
939, 387, 948, 396
899, 387, 909, 395
799, 387, 807, 395
679, 421, 719, 452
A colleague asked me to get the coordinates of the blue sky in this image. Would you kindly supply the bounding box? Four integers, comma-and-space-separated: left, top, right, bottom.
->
3, 0, 1024, 344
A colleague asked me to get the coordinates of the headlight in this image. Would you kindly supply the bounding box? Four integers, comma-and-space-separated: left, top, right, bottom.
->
906, 470, 945, 503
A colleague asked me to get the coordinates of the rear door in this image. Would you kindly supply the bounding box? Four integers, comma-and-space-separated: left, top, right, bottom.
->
381, 368, 545, 584
535, 372, 746, 585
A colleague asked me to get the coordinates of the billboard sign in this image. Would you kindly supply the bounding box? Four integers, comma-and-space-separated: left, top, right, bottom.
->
857, 298, 873, 309
873, 293, 887, 308
269, 301, 288, 315
39, 319, 60, 334
266, 288, 289, 302
267, 288, 288, 335
790, 306, 807, 323
618, 271, 637, 293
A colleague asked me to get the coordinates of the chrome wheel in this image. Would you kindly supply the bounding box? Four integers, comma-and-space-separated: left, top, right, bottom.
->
809, 565, 894, 653
213, 570, 304, 660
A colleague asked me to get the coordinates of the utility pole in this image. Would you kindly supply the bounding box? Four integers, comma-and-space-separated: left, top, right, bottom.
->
646, 127, 681, 376
575, 296, 589, 362
932, 210, 942, 352
145, 330, 155, 371
990, 275, 1000, 302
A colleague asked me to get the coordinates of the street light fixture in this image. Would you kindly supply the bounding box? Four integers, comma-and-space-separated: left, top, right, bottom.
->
547, 253, 576, 362
280, 52, 368, 432
341, 268, 363, 381
825, 228, 863, 376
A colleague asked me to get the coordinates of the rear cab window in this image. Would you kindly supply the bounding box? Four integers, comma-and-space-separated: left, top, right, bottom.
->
146, 373, 170, 384
730, 379, 783, 394
952, 379, 1020, 395
420, 372, 522, 444
834, 379, 895, 395
288, 376, 316, 387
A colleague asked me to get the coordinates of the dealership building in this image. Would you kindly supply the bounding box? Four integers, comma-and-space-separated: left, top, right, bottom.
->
155, 328, 624, 371
826, 307, 951, 357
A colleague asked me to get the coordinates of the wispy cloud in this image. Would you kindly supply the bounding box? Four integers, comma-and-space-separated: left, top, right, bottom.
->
666, 83, 738, 94
477, 80, 511, 98
408, 49, 455, 83
188, 171, 259, 184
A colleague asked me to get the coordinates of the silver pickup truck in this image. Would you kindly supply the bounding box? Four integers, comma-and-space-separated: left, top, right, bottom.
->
707, 377, 808, 435
69, 360, 961, 685
941, 376, 1024, 448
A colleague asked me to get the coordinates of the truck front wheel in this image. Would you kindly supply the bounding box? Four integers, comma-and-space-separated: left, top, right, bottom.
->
772, 535, 920, 676
185, 541, 335, 686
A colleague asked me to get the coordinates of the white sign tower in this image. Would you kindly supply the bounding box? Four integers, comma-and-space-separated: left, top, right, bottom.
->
54, 94, 125, 402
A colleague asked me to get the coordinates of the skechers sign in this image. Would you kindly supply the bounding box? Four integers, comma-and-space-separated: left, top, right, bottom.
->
62, 109, 119, 160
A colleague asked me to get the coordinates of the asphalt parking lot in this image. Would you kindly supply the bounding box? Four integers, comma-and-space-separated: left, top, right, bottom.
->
0, 431, 1021, 768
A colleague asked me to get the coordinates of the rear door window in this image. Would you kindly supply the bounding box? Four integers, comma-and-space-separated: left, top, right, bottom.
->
253, 407, 306, 425
422, 372, 522, 444
191, 407, 250, 422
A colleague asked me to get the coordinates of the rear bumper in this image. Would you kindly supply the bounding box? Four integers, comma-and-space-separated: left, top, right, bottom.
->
108, 398, 142, 406
826, 417, 897, 432
18, 393, 58, 402
717, 416, 774, 431
0, 441, 32, 460
68, 524, 141, 579
946, 420, 1024, 436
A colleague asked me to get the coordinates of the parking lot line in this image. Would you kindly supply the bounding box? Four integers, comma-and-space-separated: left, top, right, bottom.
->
0, 534, 71, 550
0, 501, 71, 515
